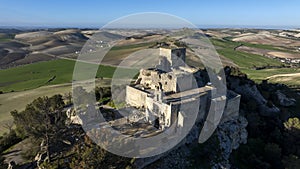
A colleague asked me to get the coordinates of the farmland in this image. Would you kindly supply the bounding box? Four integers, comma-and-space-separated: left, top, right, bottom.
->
210, 37, 300, 87
0, 59, 138, 92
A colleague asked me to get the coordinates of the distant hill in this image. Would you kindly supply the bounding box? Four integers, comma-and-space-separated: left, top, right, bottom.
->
0, 29, 91, 69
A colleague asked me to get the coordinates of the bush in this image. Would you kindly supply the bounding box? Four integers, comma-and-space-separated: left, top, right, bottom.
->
284, 117, 300, 130
107, 100, 116, 108
99, 97, 110, 105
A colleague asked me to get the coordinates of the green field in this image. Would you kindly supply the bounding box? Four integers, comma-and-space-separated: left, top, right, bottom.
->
0, 59, 137, 92
211, 38, 300, 86
211, 38, 283, 68
242, 68, 300, 82
217, 48, 282, 68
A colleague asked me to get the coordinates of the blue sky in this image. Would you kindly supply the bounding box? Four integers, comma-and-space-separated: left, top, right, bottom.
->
0, 0, 299, 28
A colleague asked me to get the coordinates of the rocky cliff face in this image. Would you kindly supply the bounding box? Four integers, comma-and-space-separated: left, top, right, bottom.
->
139, 115, 248, 169
275, 90, 296, 107
227, 75, 280, 117
212, 116, 248, 169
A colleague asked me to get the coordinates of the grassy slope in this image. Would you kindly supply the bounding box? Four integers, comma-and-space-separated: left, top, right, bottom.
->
242, 68, 300, 82
217, 49, 282, 68
0, 59, 137, 92
211, 38, 300, 86
211, 38, 282, 68
0, 84, 71, 135
0, 40, 153, 92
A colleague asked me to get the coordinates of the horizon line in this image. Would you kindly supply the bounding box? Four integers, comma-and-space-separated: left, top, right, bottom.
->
0, 24, 299, 30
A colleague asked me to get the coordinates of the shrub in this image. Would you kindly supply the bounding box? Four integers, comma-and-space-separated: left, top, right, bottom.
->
284, 117, 300, 130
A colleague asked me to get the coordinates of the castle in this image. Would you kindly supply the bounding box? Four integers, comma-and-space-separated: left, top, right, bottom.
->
69, 47, 241, 144
125, 47, 241, 134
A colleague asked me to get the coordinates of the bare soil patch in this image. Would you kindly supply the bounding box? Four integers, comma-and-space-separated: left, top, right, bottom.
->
232, 32, 300, 47
236, 46, 300, 59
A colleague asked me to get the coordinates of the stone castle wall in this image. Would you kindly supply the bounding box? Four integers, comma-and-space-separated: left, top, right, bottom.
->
159, 48, 186, 68
125, 86, 148, 108
139, 69, 177, 92
221, 94, 241, 123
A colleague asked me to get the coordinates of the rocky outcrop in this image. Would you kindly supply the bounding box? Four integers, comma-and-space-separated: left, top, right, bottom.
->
275, 90, 296, 107
227, 76, 280, 116
212, 116, 248, 169
135, 115, 248, 169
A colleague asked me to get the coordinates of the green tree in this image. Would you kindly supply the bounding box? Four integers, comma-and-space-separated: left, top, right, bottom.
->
284, 117, 300, 130
11, 94, 66, 162
70, 135, 106, 169
283, 117, 300, 156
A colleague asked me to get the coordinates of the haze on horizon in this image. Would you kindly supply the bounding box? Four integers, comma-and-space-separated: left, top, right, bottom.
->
0, 0, 299, 29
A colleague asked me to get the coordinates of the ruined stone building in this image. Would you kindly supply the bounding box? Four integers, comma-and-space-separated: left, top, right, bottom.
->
68, 47, 244, 166
125, 47, 241, 133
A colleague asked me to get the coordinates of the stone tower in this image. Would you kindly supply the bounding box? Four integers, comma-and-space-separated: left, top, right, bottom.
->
156, 48, 186, 71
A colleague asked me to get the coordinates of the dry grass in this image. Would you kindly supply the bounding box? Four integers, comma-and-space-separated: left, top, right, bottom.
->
237, 46, 300, 59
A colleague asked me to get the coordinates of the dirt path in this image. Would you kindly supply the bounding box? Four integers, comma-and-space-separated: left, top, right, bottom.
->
266, 73, 300, 79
